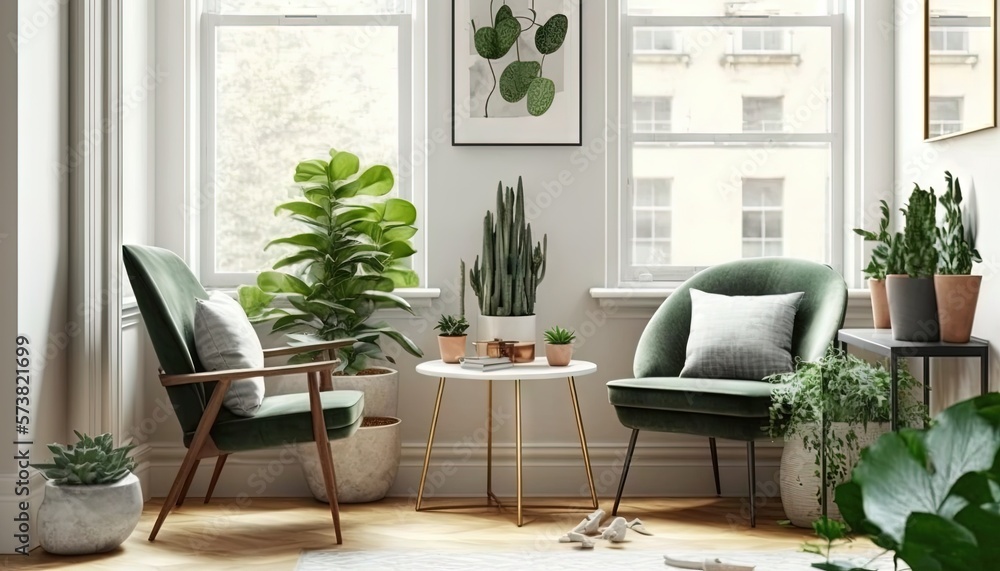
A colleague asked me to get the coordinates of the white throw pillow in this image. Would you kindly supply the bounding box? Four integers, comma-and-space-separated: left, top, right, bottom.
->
194, 292, 265, 417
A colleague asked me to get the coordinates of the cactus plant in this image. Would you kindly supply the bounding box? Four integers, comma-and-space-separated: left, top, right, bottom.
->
901, 183, 938, 278
937, 171, 981, 275
470, 177, 547, 317
32, 431, 136, 486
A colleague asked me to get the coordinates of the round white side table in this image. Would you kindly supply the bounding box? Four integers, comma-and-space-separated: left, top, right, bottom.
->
413, 358, 599, 526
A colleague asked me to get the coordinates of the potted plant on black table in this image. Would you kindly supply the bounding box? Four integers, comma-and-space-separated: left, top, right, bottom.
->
239, 147, 422, 503
935, 171, 983, 343
886, 183, 939, 341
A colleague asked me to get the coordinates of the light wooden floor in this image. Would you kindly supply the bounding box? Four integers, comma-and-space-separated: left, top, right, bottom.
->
7, 496, 823, 570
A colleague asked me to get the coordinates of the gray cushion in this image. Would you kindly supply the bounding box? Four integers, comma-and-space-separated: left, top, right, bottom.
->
194, 292, 265, 417
679, 289, 803, 381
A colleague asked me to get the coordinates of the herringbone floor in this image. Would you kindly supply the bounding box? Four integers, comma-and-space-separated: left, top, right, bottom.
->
6, 497, 817, 570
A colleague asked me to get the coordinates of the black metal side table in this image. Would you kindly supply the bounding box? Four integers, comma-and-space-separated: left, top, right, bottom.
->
836, 328, 991, 431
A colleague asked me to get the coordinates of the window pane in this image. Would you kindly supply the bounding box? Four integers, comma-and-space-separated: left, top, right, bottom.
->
635, 211, 654, 238
765, 241, 784, 256
946, 31, 968, 51
653, 179, 672, 206
213, 25, 399, 273
742, 211, 763, 238
765, 212, 783, 237
654, 31, 676, 51
930, 30, 945, 51
742, 241, 763, 258
762, 30, 785, 50
654, 214, 672, 238
743, 97, 783, 132
217, 0, 408, 14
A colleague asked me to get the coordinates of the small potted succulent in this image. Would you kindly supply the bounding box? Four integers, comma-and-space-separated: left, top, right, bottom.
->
886, 183, 939, 341
935, 171, 982, 343
436, 261, 470, 363
33, 432, 142, 555
543, 326, 576, 366
852, 200, 897, 329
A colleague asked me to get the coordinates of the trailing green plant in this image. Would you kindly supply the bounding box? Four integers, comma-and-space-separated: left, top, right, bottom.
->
937, 171, 981, 275
470, 177, 547, 317
472, 3, 568, 118
852, 200, 898, 280
238, 148, 423, 373
767, 348, 926, 504
803, 516, 883, 571
900, 183, 938, 278
543, 326, 576, 345
813, 394, 1000, 571
435, 315, 469, 337
32, 431, 136, 486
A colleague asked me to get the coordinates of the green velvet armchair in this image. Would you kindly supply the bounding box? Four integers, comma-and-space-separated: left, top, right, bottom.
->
123, 245, 364, 543
606, 258, 847, 527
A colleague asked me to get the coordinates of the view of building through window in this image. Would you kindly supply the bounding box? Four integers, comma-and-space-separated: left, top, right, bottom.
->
926, 1, 992, 139
626, 0, 835, 279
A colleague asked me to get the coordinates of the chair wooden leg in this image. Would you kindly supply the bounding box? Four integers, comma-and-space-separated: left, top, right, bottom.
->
309, 370, 343, 544
709, 437, 721, 497
204, 454, 229, 504
747, 441, 757, 528
612, 429, 640, 516
149, 379, 231, 542
175, 458, 201, 507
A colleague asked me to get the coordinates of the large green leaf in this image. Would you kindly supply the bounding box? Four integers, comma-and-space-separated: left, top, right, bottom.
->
272, 251, 322, 270
257, 271, 312, 295
526, 77, 556, 116
359, 290, 413, 313
377, 198, 417, 225
237, 285, 275, 318
335, 165, 394, 198
474, 18, 519, 60
294, 159, 328, 183
381, 225, 417, 242
381, 240, 417, 260
265, 233, 329, 252
494, 4, 514, 26
534, 14, 568, 55
328, 151, 360, 181
499, 61, 541, 103
384, 267, 419, 288
274, 201, 327, 222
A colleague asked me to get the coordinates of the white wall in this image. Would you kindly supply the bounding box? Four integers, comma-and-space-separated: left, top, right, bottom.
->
894, 0, 998, 406
0, 0, 69, 556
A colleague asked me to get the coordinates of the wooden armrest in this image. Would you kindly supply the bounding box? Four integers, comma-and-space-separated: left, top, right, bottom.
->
159, 359, 341, 387
262, 337, 357, 358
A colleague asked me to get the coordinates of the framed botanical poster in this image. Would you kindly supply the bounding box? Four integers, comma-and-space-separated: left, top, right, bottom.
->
452, 0, 582, 146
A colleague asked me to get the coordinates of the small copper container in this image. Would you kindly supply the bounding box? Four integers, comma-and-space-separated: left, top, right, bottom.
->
510, 342, 535, 363
473, 339, 515, 359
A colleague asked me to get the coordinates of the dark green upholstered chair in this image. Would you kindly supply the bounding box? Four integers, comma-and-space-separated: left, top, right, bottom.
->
123, 245, 363, 543
607, 258, 847, 527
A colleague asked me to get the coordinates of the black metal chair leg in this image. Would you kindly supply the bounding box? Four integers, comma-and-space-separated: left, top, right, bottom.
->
747, 441, 757, 528
709, 437, 721, 497
612, 429, 640, 516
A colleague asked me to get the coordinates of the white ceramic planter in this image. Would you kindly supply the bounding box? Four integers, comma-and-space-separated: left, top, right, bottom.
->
477, 315, 536, 342
780, 422, 887, 527
37, 472, 142, 555
329, 368, 398, 417
300, 417, 401, 503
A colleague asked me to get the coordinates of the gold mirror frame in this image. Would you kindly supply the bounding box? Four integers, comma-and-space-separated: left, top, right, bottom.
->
924, 0, 997, 142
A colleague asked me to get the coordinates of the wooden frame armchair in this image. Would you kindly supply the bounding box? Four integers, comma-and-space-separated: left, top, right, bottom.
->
123, 245, 364, 544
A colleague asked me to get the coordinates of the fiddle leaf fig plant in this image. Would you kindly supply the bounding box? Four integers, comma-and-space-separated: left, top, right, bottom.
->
852, 200, 897, 280
238, 148, 423, 374
900, 183, 938, 278
937, 171, 982, 275
817, 394, 1000, 571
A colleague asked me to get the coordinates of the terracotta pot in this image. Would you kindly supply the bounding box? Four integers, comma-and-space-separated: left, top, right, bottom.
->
437, 335, 467, 363
934, 274, 982, 343
868, 278, 890, 329
545, 343, 573, 366
885, 274, 939, 342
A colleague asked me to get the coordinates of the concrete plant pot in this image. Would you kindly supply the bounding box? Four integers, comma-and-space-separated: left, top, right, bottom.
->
37, 472, 142, 555
868, 278, 890, 329
545, 343, 574, 366
477, 315, 536, 343
885, 274, 939, 342
299, 368, 401, 503
780, 423, 887, 528
300, 417, 401, 503
934, 274, 982, 343
437, 335, 467, 363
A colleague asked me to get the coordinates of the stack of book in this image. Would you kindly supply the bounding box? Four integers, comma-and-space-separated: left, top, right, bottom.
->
459, 356, 513, 372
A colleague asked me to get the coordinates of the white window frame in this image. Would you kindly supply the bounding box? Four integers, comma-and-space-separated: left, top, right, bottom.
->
741, 178, 784, 258
619, 14, 843, 284
734, 27, 794, 54
632, 178, 673, 266
929, 27, 970, 53
633, 26, 682, 54
199, 3, 424, 287
633, 95, 672, 133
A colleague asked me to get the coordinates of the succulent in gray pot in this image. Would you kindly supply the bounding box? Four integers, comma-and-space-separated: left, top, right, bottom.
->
852, 200, 896, 329
33, 432, 142, 555
886, 183, 940, 341
935, 171, 982, 343
470, 177, 547, 343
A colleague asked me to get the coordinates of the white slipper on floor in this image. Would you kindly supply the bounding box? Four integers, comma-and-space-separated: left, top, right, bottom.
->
626, 517, 652, 536
599, 516, 629, 543
663, 555, 755, 571
558, 531, 595, 549
571, 508, 605, 535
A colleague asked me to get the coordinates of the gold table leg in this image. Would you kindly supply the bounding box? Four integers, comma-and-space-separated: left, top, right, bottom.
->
515, 378, 523, 526
415, 377, 446, 511
487, 379, 501, 508
569, 376, 599, 509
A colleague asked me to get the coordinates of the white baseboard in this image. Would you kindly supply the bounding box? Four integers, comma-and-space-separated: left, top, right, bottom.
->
139, 440, 783, 502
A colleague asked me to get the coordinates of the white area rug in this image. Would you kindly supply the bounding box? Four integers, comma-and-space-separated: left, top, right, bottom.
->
296, 549, 899, 570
